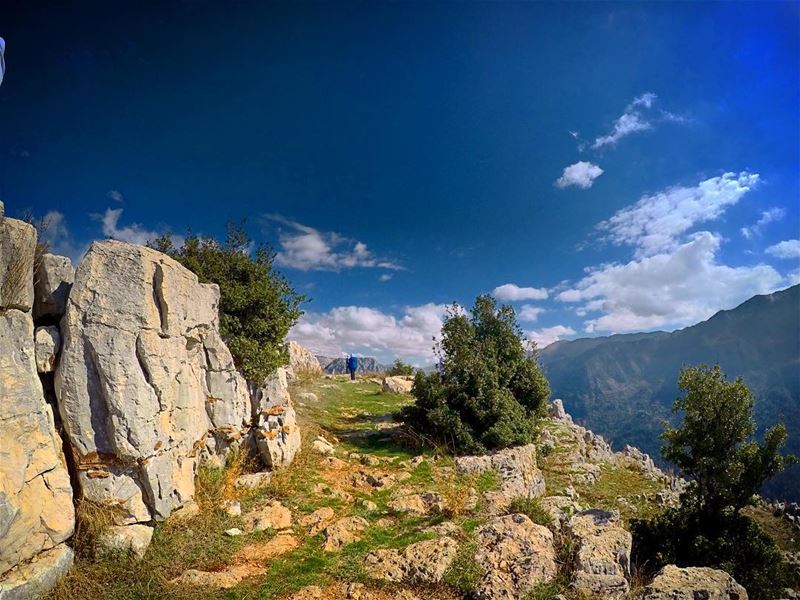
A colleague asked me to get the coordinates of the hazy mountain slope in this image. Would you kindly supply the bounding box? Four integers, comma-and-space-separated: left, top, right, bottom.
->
318, 356, 390, 374
540, 285, 800, 500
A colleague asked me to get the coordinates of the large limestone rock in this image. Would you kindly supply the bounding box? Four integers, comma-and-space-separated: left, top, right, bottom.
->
287, 340, 323, 378
252, 367, 301, 468
640, 565, 748, 600
474, 514, 557, 600
0, 217, 75, 581
567, 509, 632, 598
32, 253, 74, 321
0, 545, 74, 600
55, 240, 251, 522
381, 376, 413, 394
365, 537, 458, 584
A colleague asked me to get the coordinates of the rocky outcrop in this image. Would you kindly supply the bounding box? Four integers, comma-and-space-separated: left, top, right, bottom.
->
640, 565, 748, 600
287, 340, 323, 379
0, 216, 75, 594
381, 376, 413, 394
34, 326, 60, 373
474, 514, 557, 600
55, 240, 252, 523
567, 509, 632, 598
456, 444, 545, 513
32, 253, 73, 321
365, 537, 458, 584
252, 367, 301, 468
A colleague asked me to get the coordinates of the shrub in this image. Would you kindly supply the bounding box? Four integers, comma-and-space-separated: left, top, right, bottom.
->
401, 295, 550, 454
508, 496, 551, 528
150, 224, 304, 383
388, 359, 414, 376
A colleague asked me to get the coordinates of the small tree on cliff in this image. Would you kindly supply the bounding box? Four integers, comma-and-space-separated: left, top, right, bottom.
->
388, 359, 415, 376
401, 295, 550, 454
632, 364, 796, 598
150, 224, 305, 383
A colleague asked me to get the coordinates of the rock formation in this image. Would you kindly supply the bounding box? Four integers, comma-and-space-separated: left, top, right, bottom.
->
252, 366, 301, 468
54, 240, 253, 522
640, 565, 748, 600
32, 253, 74, 322
567, 509, 632, 598
381, 376, 413, 394
0, 215, 75, 594
287, 340, 323, 379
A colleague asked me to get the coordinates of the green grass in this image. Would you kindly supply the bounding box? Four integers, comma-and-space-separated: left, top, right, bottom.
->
508, 496, 552, 527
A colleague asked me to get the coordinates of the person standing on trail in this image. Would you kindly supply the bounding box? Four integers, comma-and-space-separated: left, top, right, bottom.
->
347, 354, 358, 381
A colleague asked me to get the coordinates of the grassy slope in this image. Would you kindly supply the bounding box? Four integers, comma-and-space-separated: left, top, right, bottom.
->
46, 377, 797, 599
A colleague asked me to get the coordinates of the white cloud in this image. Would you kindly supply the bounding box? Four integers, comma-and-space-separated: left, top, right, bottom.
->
765, 239, 800, 260
379, 273, 393, 282
558, 232, 784, 333
627, 92, 657, 110
741, 207, 785, 239
289, 303, 449, 365
98, 208, 163, 246
39, 211, 89, 264
598, 171, 759, 257
492, 283, 549, 301
526, 325, 576, 348
265, 214, 402, 272
592, 112, 652, 149
555, 161, 604, 189
517, 305, 545, 322
107, 189, 125, 203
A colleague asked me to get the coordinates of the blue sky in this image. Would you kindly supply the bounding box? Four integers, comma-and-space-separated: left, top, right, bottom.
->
1, 1, 798, 364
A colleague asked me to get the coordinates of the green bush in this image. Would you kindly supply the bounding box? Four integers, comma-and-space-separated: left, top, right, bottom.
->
150, 224, 305, 383
401, 295, 550, 454
632, 364, 796, 600
388, 359, 415, 376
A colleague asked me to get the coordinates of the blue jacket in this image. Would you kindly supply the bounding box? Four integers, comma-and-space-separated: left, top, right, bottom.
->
347, 356, 358, 372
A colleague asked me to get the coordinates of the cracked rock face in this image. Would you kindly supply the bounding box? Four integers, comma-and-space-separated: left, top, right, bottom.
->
252, 367, 301, 469
567, 509, 632, 599
641, 565, 748, 600
32, 253, 74, 321
287, 340, 323, 379
0, 217, 75, 581
55, 240, 251, 522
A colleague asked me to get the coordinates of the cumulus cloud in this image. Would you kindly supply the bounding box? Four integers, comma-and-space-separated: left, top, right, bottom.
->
38, 211, 90, 263
559, 232, 783, 333
265, 214, 402, 272
555, 161, 604, 189
526, 325, 576, 348
741, 207, 786, 239
492, 283, 549, 301
587, 92, 686, 150
598, 171, 759, 257
517, 305, 545, 322
289, 303, 449, 364
97, 208, 165, 246
765, 239, 800, 260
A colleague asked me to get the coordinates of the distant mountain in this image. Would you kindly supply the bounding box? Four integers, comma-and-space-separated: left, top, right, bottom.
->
316, 356, 391, 374
540, 285, 800, 500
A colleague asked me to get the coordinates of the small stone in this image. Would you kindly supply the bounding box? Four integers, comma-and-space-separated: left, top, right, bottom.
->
223, 500, 242, 517
97, 524, 154, 560
243, 500, 292, 532
224, 528, 243, 537
359, 499, 378, 512
312, 436, 336, 455
234, 472, 272, 489
360, 454, 381, 467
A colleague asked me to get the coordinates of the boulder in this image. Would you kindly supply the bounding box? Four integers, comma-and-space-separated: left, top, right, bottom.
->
567, 509, 632, 598
366, 537, 458, 584
32, 253, 74, 321
55, 240, 251, 522
0, 216, 75, 582
34, 326, 60, 373
473, 514, 557, 599
0, 545, 74, 600
287, 340, 323, 378
299, 507, 335, 536
252, 367, 301, 468
242, 500, 292, 532
382, 376, 413, 394
97, 524, 154, 560
456, 444, 545, 508
388, 491, 445, 516
312, 436, 335, 455
640, 565, 748, 600
548, 399, 567, 420
323, 516, 369, 551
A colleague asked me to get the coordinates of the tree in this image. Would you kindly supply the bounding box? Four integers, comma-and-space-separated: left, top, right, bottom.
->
388, 359, 414, 376
662, 364, 795, 520
149, 224, 305, 383
632, 364, 796, 599
401, 295, 550, 454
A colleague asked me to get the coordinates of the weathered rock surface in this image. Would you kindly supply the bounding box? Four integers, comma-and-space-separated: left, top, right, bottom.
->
55, 240, 251, 522
242, 500, 292, 532
473, 514, 557, 600
456, 444, 545, 513
640, 565, 748, 600
323, 516, 369, 551
365, 537, 458, 584
0, 216, 75, 583
287, 340, 323, 378
0, 545, 74, 600
299, 507, 336, 536
32, 253, 74, 321
567, 509, 632, 598
97, 524, 154, 560
381, 376, 413, 394
34, 325, 60, 373
252, 367, 302, 468
388, 491, 445, 516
